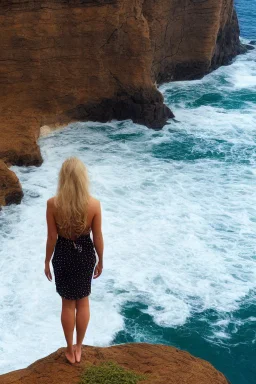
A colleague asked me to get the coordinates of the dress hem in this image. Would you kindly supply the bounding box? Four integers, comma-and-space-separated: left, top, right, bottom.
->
57, 290, 91, 300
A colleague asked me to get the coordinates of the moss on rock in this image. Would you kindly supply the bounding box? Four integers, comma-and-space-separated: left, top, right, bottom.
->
79, 360, 146, 384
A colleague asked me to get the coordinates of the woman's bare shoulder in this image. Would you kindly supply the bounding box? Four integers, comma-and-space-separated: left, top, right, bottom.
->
89, 195, 101, 208
47, 196, 56, 208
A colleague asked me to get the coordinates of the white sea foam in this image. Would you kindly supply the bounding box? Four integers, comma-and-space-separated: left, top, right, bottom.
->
0, 49, 256, 374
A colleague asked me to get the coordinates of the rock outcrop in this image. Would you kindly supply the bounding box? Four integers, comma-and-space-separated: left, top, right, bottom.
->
0, 160, 23, 207
0, 0, 245, 206
146, 0, 245, 82
0, 343, 230, 384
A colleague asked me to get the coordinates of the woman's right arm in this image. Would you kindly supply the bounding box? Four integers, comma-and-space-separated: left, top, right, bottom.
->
92, 200, 104, 275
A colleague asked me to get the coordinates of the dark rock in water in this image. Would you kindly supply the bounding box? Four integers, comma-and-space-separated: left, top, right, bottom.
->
172, 61, 209, 81
67, 91, 174, 129
0, 160, 23, 207
245, 44, 255, 51
249, 40, 256, 45
239, 44, 249, 54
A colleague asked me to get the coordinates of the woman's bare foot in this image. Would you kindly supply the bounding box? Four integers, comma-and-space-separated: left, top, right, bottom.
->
65, 347, 76, 364
73, 344, 82, 363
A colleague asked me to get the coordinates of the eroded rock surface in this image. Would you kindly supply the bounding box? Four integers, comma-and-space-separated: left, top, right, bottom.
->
0, 160, 23, 206
0, 0, 244, 205
0, 343, 230, 384
145, 0, 245, 82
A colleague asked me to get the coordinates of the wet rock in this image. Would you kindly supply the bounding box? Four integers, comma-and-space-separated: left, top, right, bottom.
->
0, 160, 23, 207
245, 44, 255, 51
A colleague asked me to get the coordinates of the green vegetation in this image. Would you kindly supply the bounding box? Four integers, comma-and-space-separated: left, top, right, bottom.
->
79, 360, 147, 384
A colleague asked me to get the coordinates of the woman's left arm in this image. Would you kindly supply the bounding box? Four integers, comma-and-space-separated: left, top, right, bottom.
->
45, 198, 58, 281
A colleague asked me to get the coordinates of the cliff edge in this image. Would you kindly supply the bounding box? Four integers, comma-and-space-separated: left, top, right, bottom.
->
0, 0, 245, 206
0, 343, 230, 384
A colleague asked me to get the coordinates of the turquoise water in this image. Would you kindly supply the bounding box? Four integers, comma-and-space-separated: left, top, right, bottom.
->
113, 4, 256, 383
0, 2, 255, 383
236, 0, 256, 39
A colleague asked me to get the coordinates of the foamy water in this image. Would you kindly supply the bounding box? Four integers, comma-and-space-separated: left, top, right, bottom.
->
0, 44, 255, 376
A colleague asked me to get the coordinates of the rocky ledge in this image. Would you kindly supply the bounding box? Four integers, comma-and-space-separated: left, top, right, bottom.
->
0, 160, 23, 206
0, 343, 230, 384
0, 0, 246, 206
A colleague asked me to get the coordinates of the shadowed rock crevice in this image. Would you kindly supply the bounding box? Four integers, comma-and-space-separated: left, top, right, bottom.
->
66, 90, 174, 129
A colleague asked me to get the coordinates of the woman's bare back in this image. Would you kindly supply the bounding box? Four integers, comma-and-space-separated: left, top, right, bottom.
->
50, 195, 101, 240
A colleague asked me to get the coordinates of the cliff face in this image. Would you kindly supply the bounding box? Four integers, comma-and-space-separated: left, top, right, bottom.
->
0, 343, 230, 384
145, 0, 244, 82
0, 0, 243, 206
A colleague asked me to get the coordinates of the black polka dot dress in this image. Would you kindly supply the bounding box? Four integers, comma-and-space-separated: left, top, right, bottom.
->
52, 232, 97, 300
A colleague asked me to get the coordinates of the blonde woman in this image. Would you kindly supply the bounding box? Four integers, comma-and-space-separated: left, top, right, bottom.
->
44, 157, 104, 364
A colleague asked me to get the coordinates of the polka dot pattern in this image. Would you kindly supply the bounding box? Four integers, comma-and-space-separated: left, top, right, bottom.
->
52, 233, 97, 300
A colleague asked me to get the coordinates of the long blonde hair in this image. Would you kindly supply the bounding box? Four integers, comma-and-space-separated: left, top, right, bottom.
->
55, 156, 90, 238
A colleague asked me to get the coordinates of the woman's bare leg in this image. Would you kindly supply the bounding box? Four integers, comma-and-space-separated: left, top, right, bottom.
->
61, 298, 76, 363
74, 296, 90, 362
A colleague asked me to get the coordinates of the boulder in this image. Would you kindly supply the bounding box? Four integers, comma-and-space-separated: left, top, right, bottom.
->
0, 160, 23, 206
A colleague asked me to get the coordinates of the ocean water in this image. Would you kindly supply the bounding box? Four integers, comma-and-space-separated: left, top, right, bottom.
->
0, 2, 255, 383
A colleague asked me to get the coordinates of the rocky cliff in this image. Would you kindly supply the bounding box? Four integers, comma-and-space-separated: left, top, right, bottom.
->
146, 0, 245, 82
0, 0, 245, 206
0, 343, 230, 384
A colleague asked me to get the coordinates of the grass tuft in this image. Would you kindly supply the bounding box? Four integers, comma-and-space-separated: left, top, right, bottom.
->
79, 360, 147, 384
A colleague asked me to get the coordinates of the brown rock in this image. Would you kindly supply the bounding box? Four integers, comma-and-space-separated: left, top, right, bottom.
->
0, 343, 230, 384
0, 0, 173, 138
0, 160, 23, 206
0, 0, 243, 206
0, 118, 43, 167
211, 5, 247, 70
146, 0, 244, 83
